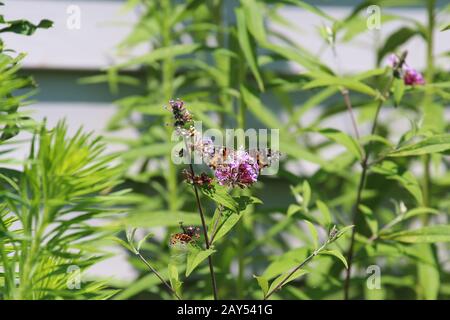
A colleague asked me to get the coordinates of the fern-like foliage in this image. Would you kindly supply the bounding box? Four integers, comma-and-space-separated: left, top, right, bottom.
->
0, 122, 125, 299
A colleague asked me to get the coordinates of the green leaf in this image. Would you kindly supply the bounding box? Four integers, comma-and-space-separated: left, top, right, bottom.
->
287, 204, 301, 217
254, 275, 269, 297
377, 27, 419, 64
121, 143, 174, 160
284, 0, 335, 22
262, 247, 308, 279
302, 180, 311, 211
114, 44, 201, 69
210, 211, 240, 244
381, 225, 450, 243
403, 207, 439, 220
317, 128, 363, 160
359, 204, 378, 236
387, 134, 450, 157
185, 248, 215, 277
372, 161, 423, 205
111, 236, 135, 253
316, 200, 332, 227
334, 225, 354, 241
209, 196, 258, 244
240, 85, 282, 128
416, 244, 439, 300
303, 75, 378, 97
242, 0, 267, 43
202, 185, 238, 212
168, 263, 182, 295
319, 249, 348, 269
393, 77, 405, 106
0, 19, 53, 35
125, 211, 202, 228
235, 8, 264, 91
304, 220, 318, 249
137, 232, 154, 251
268, 269, 309, 295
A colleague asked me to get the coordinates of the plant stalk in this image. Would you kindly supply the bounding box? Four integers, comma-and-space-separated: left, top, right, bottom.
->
135, 251, 182, 300
188, 162, 219, 300
264, 240, 330, 300
343, 53, 407, 299
422, 0, 435, 210
183, 139, 218, 299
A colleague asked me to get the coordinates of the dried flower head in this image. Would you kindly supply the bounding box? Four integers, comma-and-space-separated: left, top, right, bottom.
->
167, 99, 193, 128
182, 169, 213, 189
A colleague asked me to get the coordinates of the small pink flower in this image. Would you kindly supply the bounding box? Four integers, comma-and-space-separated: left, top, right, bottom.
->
403, 66, 425, 86
386, 54, 425, 86
387, 54, 400, 68
215, 149, 259, 188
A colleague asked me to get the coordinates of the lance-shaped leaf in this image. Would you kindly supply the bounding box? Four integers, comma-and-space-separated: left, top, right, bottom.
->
168, 264, 182, 296
267, 269, 309, 295
235, 8, 264, 91
319, 249, 348, 269
387, 134, 450, 157
202, 184, 239, 212
381, 225, 450, 243
316, 128, 363, 160
185, 248, 215, 276
254, 275, 269, 297
303, 74, 378, 97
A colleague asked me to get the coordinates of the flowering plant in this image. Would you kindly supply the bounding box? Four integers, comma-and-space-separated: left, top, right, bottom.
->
108, 0, 450, 301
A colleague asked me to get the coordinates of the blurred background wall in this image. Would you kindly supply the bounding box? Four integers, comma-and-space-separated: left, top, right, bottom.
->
2, 0, 449, 283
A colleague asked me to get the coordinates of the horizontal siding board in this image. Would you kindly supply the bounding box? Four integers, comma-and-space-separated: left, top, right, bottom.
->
2, 0, 144, 70
2, 1, 449, 72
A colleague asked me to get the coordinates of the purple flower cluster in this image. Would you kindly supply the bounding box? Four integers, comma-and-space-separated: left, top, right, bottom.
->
387, 54, 425, 86
402, 66, 425, 86
214, 149, 259, 188
168, 99, 268, 189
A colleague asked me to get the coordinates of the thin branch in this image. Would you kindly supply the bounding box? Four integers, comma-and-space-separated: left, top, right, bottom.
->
264, 239, 331, 300
135, 251, 182, 300
343, 52, 408, 299
184, 139, 219, 300
341, 89, 362, 141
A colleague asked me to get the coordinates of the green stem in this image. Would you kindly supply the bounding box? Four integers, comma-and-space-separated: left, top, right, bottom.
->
135, 251, 182, 300
188, 162, 219, 300
264, 238, 332, 300
183, 139, 218, 300
236, 58, 247, 298
343, 53, 407, 299
160, 0, 178, 212
422, 0, 435, 210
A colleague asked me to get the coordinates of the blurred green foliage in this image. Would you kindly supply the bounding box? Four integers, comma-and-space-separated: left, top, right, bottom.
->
97, 0, 450, 300
1, 0, 450, 300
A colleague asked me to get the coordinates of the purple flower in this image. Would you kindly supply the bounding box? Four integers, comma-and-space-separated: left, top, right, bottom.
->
387, 54, 400, 68
214, 149, 259, 188
403, 66, 425, 86
386, 54, 425, 86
